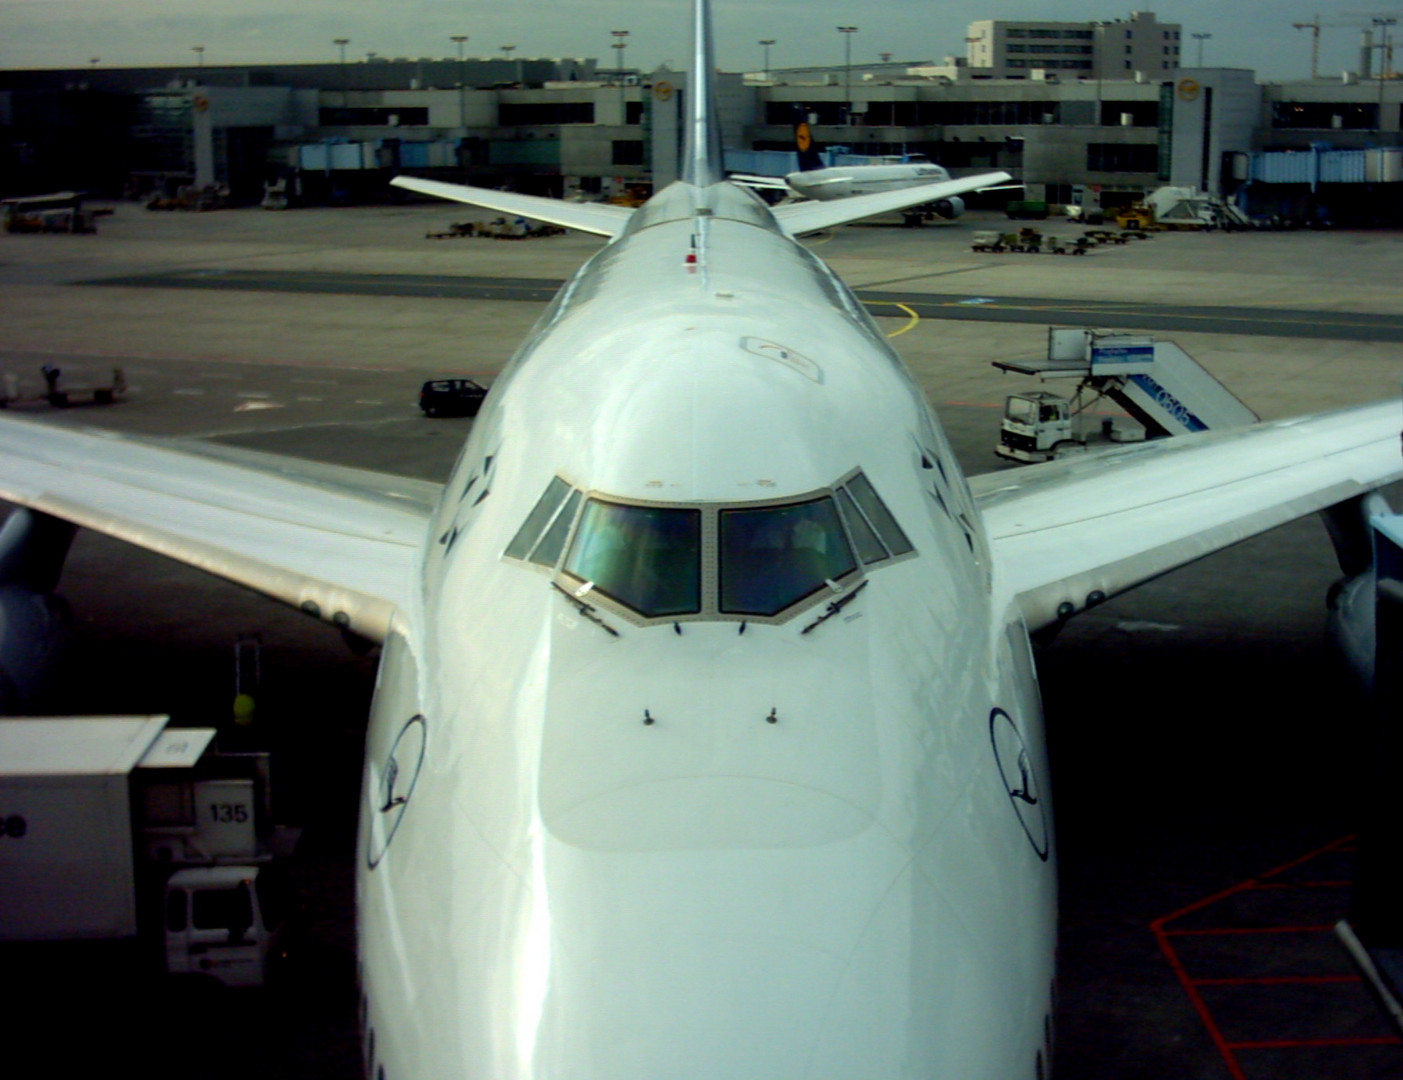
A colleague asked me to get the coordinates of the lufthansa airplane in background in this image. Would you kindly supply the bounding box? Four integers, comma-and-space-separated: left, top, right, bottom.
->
0, 1, 1399, 1077
730, 111, 1008, 218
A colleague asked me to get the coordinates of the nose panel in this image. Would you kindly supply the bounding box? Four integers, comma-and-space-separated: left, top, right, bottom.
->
539, 622, 880, 852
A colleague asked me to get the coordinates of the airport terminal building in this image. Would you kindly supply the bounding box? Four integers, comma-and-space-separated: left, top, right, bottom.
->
2, 25, 1401, 223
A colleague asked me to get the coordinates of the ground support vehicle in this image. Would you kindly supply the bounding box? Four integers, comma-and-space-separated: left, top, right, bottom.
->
419, 378, 488, 417
1, 366, 126, 409
994, 328, 1258, 463
1113, 186, 1254, 232
1005, 199, 1050, 220
0, 715, 293, 989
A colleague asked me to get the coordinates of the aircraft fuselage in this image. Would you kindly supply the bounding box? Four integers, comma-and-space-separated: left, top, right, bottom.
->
355, 182, 1056, 1079
786, 163, 953, 202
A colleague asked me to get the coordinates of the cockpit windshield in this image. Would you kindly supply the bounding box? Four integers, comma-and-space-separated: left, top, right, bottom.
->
563, 500, 702, 617
719, 497, 856, 616
505, 470, 914, 625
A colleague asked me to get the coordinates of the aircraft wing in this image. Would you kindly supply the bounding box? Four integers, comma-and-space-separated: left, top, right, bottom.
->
971, 400, 1403, 631
728, 173, 793, 192
773, 171, 1011, 235
0, 417, 439, 642
390, 176, 633, 239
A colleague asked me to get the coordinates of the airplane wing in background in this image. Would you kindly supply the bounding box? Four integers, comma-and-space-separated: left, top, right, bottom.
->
772, 171, 1012, 235
390, 176, 634, 239
728, 173, 794, 192
971, 400, 1403, 631
0, 417, 439, 642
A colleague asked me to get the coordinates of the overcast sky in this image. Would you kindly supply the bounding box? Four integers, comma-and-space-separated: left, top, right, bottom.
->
0, 1, 1390, 82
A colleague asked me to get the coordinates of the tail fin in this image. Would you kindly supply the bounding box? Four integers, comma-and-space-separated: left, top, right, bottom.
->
682, 0, 724, 185
793, 108, 824, 172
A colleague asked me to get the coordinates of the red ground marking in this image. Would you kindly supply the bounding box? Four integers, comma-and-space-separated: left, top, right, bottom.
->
1150, 835, 1403, 1080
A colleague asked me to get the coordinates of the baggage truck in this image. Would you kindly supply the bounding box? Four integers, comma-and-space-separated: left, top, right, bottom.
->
0, 715, 290, 988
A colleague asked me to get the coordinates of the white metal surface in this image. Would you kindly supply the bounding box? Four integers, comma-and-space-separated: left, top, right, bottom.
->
785, 160, 953, 200
974, 399, 1403, 630
389, 175, 633, 239
772, 172, 1011, 236
0, 715, 168, 775
137, 726, 216, 769
0, 0, 1398, 1073
0, 420, 432, 641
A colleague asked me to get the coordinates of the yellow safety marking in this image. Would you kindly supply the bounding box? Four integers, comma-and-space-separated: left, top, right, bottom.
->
867, 301, 921, 338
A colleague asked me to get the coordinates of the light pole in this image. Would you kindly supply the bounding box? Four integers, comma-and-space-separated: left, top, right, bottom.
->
450, 35, 468, 128
611, 29, 630, 82
333, 38, 350, 112
1192, 32, 1211, 68
500, 44, 517, 86
759, 38, 775, 80
192, 45, 204, 72
611, 29, 630, 120
837, 26, 857, 126
1374, 17, 1397, 79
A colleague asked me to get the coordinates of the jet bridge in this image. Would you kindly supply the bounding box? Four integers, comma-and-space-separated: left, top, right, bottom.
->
993, 328, 1258, 462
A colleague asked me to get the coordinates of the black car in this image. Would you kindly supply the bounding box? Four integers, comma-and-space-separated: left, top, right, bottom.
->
419, 378, 487, 418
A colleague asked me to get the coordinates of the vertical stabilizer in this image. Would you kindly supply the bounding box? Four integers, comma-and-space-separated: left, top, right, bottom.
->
792, 107, 825, 172
683, 0, 725, 186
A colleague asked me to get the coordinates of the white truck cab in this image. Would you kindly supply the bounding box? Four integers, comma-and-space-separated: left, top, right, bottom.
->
164, 865, 283, 988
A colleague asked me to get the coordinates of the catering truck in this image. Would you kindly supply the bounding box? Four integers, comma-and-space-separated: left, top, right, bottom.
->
0, 714, 291, 988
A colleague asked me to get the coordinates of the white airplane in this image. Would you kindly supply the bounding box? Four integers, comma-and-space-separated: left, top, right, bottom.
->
0, 1, 1398, 1076
732, 116, 1009, 219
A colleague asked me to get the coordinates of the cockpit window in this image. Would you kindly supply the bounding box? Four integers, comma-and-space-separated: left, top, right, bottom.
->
506, 471, 914, 625
563, 499, 702, 617
719, 497, 857, 616
842, 472, 914, 559
504, 476, 572, 563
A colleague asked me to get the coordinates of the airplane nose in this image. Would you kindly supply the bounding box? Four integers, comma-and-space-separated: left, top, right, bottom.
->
497, 826, 1034, 1079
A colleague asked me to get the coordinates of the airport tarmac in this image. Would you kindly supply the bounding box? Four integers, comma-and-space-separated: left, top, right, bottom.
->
2, 201, 1402, 1078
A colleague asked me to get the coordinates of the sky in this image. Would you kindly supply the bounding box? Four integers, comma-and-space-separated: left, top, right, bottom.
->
0, 0, 1391, 82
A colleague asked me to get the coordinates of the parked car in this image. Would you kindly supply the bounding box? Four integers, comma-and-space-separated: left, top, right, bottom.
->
419, 378, 487, 418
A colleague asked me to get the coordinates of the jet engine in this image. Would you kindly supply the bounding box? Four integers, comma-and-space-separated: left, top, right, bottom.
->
1323, 492, 1393, 690
0, 508, 76, 712
931, 196, 965, 220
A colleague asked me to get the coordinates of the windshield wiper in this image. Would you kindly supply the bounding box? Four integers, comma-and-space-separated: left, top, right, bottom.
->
551, 581, 620, 638
801, 579, 868, 635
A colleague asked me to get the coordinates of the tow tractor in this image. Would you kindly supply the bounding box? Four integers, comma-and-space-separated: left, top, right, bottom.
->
1, 365, 126, 408
994, 328, 1257, 463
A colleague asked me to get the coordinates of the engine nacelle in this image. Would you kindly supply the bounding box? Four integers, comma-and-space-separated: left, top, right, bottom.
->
931, 196, 965, 220
1322, 492, 1397, 692
1328, 570, 1377, 690
0, 585, 72, 711
0, 508, 77, 712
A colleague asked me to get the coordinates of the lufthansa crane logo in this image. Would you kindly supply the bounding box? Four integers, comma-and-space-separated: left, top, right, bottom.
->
990, 708, 1050, 862
366, 715, 427, 869
654, 80, 673, 101
1177, 78, 1200, 102
795, 121, 813, 152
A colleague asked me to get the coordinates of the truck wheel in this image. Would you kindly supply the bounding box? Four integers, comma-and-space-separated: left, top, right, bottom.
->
47, 392, 69, 408
94, 389, 113, 405
1051, 441, 1088, 460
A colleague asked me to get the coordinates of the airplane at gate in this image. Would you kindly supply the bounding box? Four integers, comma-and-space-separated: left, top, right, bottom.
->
0, 1, 1398, 1077
730, 110, 1012, 218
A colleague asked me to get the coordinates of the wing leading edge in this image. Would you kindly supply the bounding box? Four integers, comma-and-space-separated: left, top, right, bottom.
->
973, 400, 1403, 631
0, 417, 439, 642
771, 171, 1012, 236
390, 176, 634, 239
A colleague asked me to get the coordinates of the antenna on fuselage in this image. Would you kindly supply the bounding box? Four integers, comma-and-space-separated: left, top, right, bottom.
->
682, 0, 725, 187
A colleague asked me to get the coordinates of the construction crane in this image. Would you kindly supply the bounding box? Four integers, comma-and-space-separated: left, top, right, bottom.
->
1341, 11, 1403, 77
1292, 15, 1327, 79
1296, 12, 1403, 78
